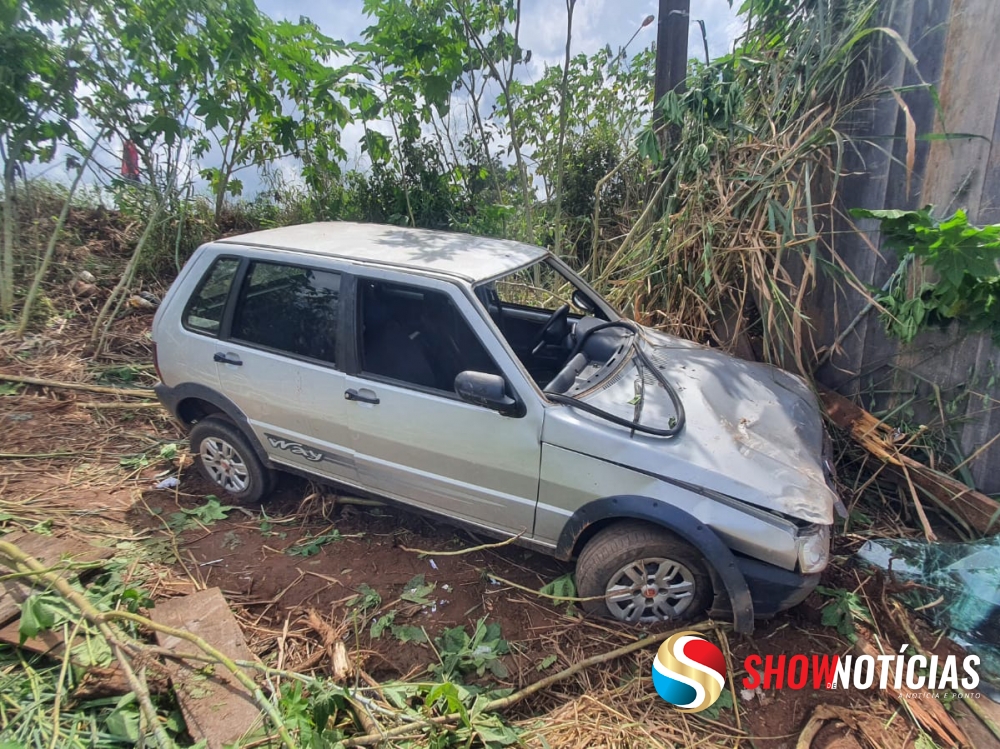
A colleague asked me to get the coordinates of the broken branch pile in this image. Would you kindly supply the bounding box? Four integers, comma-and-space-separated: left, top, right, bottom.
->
820, 386, 1000, 539
0, 534, 725, 748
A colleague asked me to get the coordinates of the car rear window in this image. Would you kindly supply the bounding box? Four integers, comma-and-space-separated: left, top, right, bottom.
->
231, 261, 341, 364
184, 256, 240, 336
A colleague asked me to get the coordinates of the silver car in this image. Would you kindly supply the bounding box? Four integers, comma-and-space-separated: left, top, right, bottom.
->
152, 222, 840, 631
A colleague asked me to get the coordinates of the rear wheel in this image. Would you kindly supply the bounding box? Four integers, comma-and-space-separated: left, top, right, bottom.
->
189, 417, 274, 503
575, 521, 712, 625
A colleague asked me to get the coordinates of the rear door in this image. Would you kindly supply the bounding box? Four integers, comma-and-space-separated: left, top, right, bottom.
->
342, 271, 544, 536
157, 251, 241, 395
213, 254, 357, 484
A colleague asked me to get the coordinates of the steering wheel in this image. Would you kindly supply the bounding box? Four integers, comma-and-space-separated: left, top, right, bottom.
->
530, 304, 570, 356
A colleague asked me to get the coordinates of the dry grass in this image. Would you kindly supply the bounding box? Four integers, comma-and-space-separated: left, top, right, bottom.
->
584, 0, 893, 377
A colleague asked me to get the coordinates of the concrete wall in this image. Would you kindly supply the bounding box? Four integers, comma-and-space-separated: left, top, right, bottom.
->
813, 0, 1000, 494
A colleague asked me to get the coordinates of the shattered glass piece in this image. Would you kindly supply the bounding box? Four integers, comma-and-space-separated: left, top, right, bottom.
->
858, 536, 1000, 691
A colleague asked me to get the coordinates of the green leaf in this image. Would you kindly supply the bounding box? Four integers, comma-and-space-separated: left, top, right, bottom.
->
105, 692, 140, 741
167, 497, 234, 531
538, 573, 576, 601
382, 683, 421, 709
473, 714, 520, 745
391, 624, 427, 643
287, 529, 342, 557
19, 595, 57, 643
426, 682, 468, 723
700, 687, 733, 720
536, 654, 558, 671
371, 611, 396, 638
400, 574, 436, 605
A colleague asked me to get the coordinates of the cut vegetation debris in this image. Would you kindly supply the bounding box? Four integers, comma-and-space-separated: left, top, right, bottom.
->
821, 387, 1000, 539
2, 324, 999, 749
1, 0, 999, 746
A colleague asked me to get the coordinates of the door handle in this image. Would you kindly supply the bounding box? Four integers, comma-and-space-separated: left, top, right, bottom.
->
213, 352, 243, 366
345, 388, 380, 405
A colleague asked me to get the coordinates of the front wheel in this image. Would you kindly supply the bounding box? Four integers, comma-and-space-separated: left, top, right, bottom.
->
189, 417, 274, 503
575, 521, 712, 625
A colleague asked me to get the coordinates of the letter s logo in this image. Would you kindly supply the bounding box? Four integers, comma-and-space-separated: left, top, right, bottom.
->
651, 631, 727, 712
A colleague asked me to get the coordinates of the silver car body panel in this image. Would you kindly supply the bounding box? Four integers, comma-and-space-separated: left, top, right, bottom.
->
153, 250, 227, 397
535, 442, 800, 569
219, 222, 546, 282
154, 228, 835, 586
342, 266, 544, 536
544, 329, 837, 527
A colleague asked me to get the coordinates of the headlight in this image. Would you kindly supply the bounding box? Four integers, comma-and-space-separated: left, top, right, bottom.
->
797, 524, 830, 573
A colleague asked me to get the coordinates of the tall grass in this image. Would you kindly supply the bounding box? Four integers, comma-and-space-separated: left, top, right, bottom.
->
589, 0, 897, 374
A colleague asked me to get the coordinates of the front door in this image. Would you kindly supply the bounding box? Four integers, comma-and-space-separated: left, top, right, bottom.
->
214, 256, 357, 484
344, 273, 543, 536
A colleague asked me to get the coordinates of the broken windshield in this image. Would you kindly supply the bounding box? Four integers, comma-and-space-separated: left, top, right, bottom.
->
474, 258, 683, 437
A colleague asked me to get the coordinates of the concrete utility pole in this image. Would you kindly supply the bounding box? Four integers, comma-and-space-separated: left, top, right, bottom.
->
653, 0, 690, 114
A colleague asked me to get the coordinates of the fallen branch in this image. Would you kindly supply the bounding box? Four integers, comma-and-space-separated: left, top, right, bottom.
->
854, 634, 969, 748
0, 451, 96, 460
892, 602, 1000, 746
795, 704, 878, 749
110, 609, 293, 748
76, 401, 163, 410
0, 541, 173, 748
399, 531, 523, 557
0, 373, 155, 398
0, 540, 294, 749
483, 571, 605, 603
341, 621, 719, 747
961, 694, 1000, 745
820, 386, 1000, 536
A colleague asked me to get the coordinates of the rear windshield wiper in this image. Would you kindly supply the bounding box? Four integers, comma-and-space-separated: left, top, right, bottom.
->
545, 321, 685, 438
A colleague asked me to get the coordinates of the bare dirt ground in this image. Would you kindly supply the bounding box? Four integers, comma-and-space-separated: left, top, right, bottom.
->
2, 270, 998, 747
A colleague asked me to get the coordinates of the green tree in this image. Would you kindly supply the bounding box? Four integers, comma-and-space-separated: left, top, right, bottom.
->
0, 0, 95, 317
360, 0, 470, 226
190, 0, 276, 225
552, 0, 577, 257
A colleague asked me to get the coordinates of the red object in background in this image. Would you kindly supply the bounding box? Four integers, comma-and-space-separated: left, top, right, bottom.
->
121, 139, 140, 182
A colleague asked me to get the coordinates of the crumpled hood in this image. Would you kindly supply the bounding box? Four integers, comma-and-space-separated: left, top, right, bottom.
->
548, 328, 838, 524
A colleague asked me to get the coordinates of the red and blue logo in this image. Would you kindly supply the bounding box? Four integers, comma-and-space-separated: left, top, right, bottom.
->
652, 631, 727, 712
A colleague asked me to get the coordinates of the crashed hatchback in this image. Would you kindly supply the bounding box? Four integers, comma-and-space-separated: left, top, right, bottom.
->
152, 222, 840, 632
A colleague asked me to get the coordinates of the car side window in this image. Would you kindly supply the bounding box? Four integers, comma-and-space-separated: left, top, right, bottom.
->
359, 279, 499, 392
231, 261, 341, 364
184, 256, 240, 336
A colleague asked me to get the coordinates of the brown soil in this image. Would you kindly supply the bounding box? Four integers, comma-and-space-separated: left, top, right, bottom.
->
153, 471, 572, 684
0, 243, 992, 749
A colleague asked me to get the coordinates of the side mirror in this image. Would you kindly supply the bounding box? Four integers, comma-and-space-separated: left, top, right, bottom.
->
454, 371, 518, 415
572, 289, 595, 313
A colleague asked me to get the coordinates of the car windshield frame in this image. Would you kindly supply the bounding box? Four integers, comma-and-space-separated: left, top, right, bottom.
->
473, 254, 621, 322
473, 256, 685, 437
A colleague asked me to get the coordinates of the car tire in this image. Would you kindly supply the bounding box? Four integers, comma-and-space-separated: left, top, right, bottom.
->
576, 521, 713, 625
189, 417, 274, 504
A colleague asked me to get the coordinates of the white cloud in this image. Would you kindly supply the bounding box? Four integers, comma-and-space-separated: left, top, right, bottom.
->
27, 0, 743, 199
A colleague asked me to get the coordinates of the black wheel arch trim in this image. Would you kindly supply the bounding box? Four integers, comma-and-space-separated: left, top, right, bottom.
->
155, 382, 274, 468
556, 495, 756, 633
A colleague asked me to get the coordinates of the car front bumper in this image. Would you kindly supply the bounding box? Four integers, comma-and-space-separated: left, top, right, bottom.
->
711, 555, 821, 620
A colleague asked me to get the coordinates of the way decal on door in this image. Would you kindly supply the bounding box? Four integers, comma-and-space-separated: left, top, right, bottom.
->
264, 434, 349, 466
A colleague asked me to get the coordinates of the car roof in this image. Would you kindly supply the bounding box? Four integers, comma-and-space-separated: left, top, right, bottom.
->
217, 221, 548, 282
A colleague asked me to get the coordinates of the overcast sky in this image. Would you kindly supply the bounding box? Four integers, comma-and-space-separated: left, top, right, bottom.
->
248, 0, 743, 194
256, 0, 743, 70
39, 1, 743, 198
